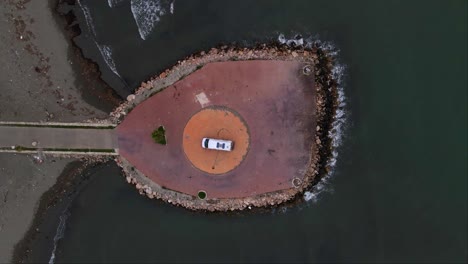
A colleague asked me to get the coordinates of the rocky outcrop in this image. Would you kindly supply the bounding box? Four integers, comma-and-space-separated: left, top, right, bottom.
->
111, 44, 338, 212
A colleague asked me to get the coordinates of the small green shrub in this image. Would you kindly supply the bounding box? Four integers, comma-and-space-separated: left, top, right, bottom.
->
15, 145, 27, 152
198, 191, 207, 199
151, 126, 167, 145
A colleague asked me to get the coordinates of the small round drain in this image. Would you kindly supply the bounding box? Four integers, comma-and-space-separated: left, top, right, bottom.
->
302, 65, 313, 75
292, 178, 302, 188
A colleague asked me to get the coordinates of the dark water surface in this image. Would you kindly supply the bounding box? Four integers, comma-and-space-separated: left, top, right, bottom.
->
47, 0, 467, 262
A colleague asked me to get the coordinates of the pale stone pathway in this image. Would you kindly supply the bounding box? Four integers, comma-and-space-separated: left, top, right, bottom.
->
0, 122, 117, 155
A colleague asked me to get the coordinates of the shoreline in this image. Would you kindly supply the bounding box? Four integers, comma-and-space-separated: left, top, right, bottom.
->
54, 0, 132, 98
50, 0, 123, 111
11, 157, 111, 263
0, 0, 120, 262
111, 44, 339, 211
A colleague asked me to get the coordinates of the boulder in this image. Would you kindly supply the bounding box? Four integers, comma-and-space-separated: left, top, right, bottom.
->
127, 94, 136, 101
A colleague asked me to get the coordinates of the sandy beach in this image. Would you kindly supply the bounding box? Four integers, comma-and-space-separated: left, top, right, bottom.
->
0, 0, 120, 262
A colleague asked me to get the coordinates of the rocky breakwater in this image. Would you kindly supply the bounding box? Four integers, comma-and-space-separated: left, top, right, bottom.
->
111, 43, 340, 212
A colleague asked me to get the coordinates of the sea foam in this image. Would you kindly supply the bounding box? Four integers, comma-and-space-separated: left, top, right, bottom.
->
77, 1, 122, 79
95, 41, 122, 78
130, 0, 175, 40
48, 206, 71, 264
108, 0, 127, 8
77, 0, 97, 37
277, 33, 347, 203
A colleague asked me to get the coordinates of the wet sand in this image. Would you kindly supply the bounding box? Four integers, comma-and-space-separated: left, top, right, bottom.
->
0, 154, 79, 263
12, 160, 115, 263
0, 0, 120, 262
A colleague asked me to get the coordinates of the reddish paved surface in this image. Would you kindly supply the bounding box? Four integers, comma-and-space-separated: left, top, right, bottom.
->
116, 60, 316, 199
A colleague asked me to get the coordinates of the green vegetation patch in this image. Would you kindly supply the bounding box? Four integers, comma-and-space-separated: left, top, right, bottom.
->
151, 126, 167, 145
14, 145, 28, 152
198, 190, 207, 200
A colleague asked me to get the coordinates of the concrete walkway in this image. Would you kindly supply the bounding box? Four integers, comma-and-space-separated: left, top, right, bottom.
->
0, 122, 117, 155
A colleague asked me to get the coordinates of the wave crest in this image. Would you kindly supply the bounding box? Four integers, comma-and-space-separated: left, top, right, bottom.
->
108, 0, 127, 8
77, 0, 97, 37
48, 206, 71, 264
95, 42, 121, 78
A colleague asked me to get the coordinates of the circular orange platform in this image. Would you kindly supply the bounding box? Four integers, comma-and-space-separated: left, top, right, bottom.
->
182, 107, 250, 174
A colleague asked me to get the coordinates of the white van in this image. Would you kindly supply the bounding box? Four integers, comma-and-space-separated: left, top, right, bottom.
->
202, 138, 233, 151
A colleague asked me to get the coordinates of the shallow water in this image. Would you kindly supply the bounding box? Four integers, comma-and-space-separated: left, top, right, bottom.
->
41, 0, 468, 262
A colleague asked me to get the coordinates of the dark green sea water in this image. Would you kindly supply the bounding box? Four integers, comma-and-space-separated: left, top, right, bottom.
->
40, 0, 467, 262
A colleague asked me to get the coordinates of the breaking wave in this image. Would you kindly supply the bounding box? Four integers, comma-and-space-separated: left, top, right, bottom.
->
95, 41, 121, 78
77, 0, 97, 37
170, 0, 174, 14
107, 0, 127, 8
277, 33, 347, 204
304, 71, 346, 203
48, 205, 71, 264
77, 0, 122, 79
130, 0, 175, 40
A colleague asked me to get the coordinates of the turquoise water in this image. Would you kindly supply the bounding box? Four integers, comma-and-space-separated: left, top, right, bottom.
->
44, 0, 468, 262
